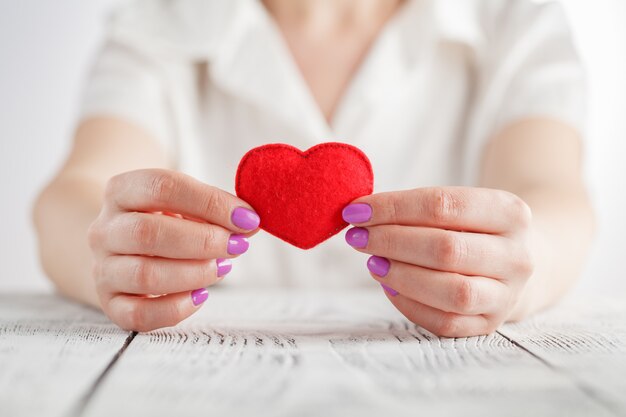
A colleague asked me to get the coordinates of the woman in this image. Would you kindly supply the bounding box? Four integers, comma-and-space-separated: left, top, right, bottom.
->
33, 0, 594, 337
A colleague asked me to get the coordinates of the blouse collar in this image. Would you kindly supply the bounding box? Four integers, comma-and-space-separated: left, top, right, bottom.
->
105, 0, 484, 140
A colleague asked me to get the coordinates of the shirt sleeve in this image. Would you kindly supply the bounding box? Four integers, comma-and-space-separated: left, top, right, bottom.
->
481, 1, 587, 137
77, 37, 175, 155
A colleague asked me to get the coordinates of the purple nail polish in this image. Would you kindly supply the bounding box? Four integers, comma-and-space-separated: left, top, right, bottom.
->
191, 288, 209, 306
342, 203, 372, 224
381, 283, 399, 297
345, 227, 369, 248
216, 258, 232, 278
367, 255, 390, 277
228, 234, 249, 255
231, 207, 260, 230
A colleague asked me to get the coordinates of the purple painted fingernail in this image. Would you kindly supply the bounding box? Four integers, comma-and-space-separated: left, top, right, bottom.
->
191, 288, 209, 306
216, 258, 232, 278
228, 234, 249, 255
342, 203, 372, 224
231, 207, 260, 230
367, 255, 390, 277
381, 283, 399, 297
345, 227, 369, 248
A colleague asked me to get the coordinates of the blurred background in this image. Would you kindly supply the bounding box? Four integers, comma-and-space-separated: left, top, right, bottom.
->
0, 0, 625, 294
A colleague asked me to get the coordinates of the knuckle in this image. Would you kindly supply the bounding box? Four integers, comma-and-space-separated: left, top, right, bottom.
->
129, 214, 159, 250
378, 228, 398, 255
388, 194, 402, 224
515, 247, 536, 278
86, 221, 103, 251
130, 257, 153, 291
199, 227, 217, 258
148, 171, 177, 204
123, 302, 148, 332
453, 278, 479, 314
166, 302, 185, 325
433, 312, 464, 338
200, 187, 225, 221
434, 232, 466, 268
506, 192, 532, 229
199, 260, 216, 284
427, 188, 463, 224
91, 261, 105, 290
104, 173, 125, 201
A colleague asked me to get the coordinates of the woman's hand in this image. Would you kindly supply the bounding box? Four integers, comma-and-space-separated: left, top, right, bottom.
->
342, 187, 534, 337
87, 169, 260, 332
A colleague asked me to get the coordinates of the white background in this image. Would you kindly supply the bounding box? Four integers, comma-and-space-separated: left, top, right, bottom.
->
1, 1, 625, 294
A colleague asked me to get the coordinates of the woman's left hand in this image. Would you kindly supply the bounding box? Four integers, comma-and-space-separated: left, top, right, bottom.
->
342, 187, 535, 337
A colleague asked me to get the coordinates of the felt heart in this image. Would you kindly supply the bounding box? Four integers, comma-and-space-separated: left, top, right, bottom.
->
235, 143, 374, 249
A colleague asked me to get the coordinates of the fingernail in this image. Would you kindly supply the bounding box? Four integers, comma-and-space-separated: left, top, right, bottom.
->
216, 258, 232, 278
381, 283, 398, 297
342, 203, 372, 224
345, 227, 369, 248
367, 255, 390, 277
231, 207, 260, 230
191, 288, 209, 306
228, 234, 249, 255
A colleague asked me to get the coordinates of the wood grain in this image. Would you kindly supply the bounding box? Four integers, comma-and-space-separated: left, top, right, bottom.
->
499, 295, 626, 415
0, 293, 130, 417
2, 290, 624, 417
79, 289, 612, 417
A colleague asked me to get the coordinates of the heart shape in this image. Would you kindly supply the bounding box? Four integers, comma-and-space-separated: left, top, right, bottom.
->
235, 143, 374, 249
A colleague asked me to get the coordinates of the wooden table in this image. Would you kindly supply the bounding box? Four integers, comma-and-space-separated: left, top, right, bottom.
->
1, 289, 625, 417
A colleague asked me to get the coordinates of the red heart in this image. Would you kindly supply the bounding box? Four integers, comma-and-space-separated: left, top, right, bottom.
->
235, 143, 374, 249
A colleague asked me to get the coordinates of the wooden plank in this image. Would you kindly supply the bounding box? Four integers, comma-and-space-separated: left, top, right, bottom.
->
0, 293, 130, 417
499, 294, 626, 415
82, 288, 612, 417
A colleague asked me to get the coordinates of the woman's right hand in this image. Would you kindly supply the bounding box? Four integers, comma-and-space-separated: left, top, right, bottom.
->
87, 169, 261, 332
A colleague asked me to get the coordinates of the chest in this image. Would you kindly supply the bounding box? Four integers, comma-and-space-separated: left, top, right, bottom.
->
280, 30, 379, 124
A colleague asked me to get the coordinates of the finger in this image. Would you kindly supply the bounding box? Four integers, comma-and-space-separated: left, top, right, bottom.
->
380, 290, 496, 337
97, 255, 232, 295
365, 257, 509, 315
107, 169, 260, 233
344, 187, 531, 234
105, 212, 250, 259
105, 289, 209, 332
346, 225, 532, 279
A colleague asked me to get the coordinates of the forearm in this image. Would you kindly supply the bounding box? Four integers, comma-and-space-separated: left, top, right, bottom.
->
33, 117, 172, 308
507, 185, 595, 320
33, 174, 105, 308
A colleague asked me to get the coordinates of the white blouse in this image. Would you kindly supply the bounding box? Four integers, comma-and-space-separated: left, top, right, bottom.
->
79, 0, 586, 289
